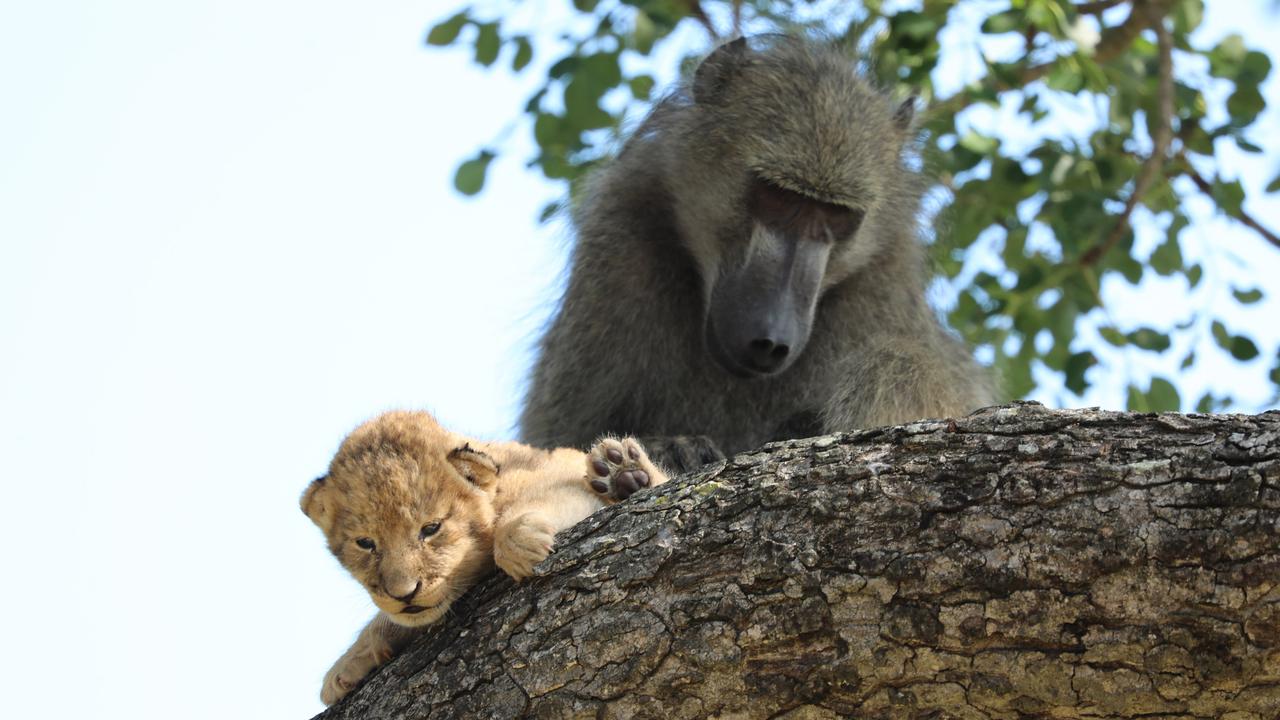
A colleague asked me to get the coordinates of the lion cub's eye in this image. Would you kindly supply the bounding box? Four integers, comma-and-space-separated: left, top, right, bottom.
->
355, 537, 376, 551
419, 522, 442, 541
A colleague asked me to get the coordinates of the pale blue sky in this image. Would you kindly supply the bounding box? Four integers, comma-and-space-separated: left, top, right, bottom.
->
0, 2, 1277, 719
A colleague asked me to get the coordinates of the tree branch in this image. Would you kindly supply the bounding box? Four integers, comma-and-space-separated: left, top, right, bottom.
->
317, 403, 1280, 720
1076, 0, 1130, 14
926, 0, 1172, 121
684, 1, 718, 40
1179, 150, 1280, 251
1080, 15, 1174, 266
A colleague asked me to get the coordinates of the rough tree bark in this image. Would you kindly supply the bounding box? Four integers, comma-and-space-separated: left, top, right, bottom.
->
317, 403, 1280, 719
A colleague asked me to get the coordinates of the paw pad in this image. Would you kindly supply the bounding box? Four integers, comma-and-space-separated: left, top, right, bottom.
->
587, 438, 658, 501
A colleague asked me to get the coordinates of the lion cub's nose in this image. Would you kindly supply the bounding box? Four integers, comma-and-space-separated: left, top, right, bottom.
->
387, 579, 421, 603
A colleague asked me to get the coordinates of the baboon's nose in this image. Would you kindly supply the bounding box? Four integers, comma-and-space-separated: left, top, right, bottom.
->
387, 580, 422, 602
746, 338, 791, 373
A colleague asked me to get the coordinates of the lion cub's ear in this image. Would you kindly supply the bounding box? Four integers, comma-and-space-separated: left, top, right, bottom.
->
447, 444, 499, 491
301, 475, 337, 533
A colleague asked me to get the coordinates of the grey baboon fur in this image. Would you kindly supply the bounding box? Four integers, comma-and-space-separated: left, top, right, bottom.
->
520, 36, 995, 466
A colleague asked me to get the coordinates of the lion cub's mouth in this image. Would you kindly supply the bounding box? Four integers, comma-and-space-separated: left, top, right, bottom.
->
400, 604, 438, 615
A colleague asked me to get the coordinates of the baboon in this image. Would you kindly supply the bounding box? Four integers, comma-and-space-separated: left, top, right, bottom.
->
520, 36, 994, 470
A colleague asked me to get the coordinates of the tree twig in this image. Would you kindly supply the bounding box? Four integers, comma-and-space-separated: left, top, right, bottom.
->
684, 1, 718, 40
926, 0, 1171, 121
1076, 0, 1130, 15
1080, 14, 1174, 266
1179, 151, 1280, 250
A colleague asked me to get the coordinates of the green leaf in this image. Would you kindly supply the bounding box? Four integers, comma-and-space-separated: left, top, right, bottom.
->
1266, 171, 1280, 194
1270, 348, 1280, 387
1180, 351, 1195, 370
1173, 0, 1204, 35
1146, 377, 1181, 412
548, 56, 578, 79
1195, 392, 1216, 414
1211, 320, 1260, 360
580, 52, 622, 89
538, 150, 574, 180
1232, 287, 1263, 304
891, 11, 938, 41
537, 200, 563, 224
1099, 326, 1127, 347
1241, 51, 1272, 85
426, 11, 469, 46
1230, 336, 1260, 361
1127, 328, 1171, 352
628, 75, 655, 101
1064, 351, 1096, 395
1208, 35, 1247, 79
571, 0, 599, 10
1149, 234, 1182, 276
523, 87, 547, 113
1186, 263, 1203, 288
1193, 392, 1232, 413
1026, 1, 1066, 34
958, 131, 998, 155
533, 113, 563, 147
1126, 384, 1147, 412
1046, 58, 1086, 93
511, 36, 533, 72
474, 23, 501, 67
981, 9, 1022, 35
1227, 85, 1265, 125
563, 75, 613, 130
1111, 252, 1144, 284
1210, 320, 1230, 347
632, 12, 658, 55
1235, 136, 1263, 154
454, 151, 494, 195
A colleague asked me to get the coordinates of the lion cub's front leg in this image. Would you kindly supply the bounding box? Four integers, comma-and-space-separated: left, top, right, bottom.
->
492, 438, 668, 582
494, 511, 558, 581
321, 613, 416, 705
586, 436, 670, 503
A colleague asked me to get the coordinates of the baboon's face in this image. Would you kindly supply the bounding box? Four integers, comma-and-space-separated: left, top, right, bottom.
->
704, 177, 863, 378
671, 38, 910, 379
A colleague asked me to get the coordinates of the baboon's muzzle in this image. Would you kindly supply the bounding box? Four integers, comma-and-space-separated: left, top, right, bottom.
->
706, 229, 830, 378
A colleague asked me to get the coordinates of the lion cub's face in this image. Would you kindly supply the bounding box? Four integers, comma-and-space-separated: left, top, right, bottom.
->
302, 411, 500, 627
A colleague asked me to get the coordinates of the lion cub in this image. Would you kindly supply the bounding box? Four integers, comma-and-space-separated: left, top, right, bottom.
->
301, 410, 668, 705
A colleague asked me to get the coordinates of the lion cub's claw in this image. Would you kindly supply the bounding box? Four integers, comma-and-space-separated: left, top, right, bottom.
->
494, 512, 556, 581
320, 637, 394, 705
587, 437, 667, 502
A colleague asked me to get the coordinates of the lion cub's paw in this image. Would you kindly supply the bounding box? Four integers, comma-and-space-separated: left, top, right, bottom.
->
587, 437, 668, 502
320, 634, 395, 705
494, 512, 557, 581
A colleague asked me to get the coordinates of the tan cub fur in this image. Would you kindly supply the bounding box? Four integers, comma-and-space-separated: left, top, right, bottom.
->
301, 410, 668, 705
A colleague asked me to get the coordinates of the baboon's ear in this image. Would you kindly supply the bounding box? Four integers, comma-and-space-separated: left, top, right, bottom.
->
447, 444, 499, 491
301, 475, 337, 533
893, 96, 918, 133
694, 37, 749, 104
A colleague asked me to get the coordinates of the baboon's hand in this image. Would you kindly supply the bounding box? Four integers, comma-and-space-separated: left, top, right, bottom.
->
639, 435, 725, 476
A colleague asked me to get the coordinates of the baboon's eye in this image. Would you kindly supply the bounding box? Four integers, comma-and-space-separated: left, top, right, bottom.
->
355, 537, 376, 551
419, 522, 442, 541
749, 179, 805, 226
749, 178, 861, 240
824, 207, 864, 241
